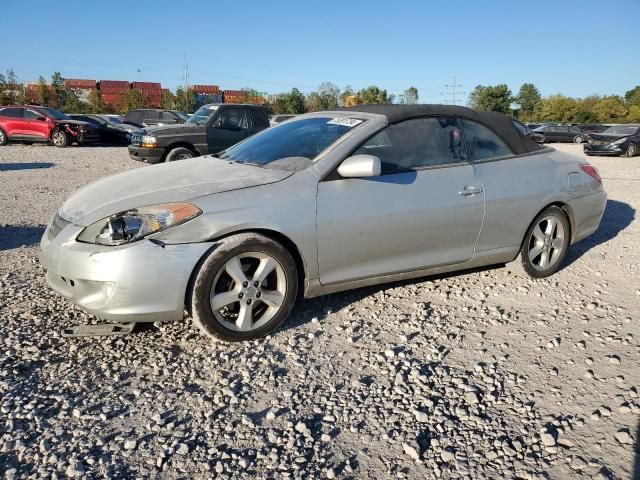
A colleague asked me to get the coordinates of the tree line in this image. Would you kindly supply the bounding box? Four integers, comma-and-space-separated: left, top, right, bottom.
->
2, 68, 638, 123
469, 83, 640, 123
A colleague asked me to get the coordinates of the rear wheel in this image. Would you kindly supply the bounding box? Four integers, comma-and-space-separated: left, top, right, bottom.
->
190, 233, 298, 341
520, 206, 570, 279
51, 130, 68, 148
625, 143, 637, 158
573, 135, 584, 144
0, 128, 7, 146
165, 147, 194, 162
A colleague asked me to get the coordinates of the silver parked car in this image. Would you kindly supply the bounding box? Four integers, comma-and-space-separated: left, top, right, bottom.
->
40, 105, 607, 341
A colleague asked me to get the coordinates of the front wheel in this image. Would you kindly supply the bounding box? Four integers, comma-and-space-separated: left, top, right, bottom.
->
190, 233, 298, 341
51, 130, 68, 148
0, 128, 7, 146
519, 206, 570, 279
573, 135, 584, 144
165, 147, 194, 162
625, 143, 637, 158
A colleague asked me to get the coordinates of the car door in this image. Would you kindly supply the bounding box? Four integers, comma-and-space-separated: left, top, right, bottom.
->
22, 108, 50, 139
316, 116, 484, 286
556, 126, 570, 142
459, 118, 534, 252
206, 107, 251, 154
0, 107, 26, 136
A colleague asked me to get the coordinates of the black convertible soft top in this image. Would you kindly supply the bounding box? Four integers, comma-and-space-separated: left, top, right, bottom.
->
340, 104, 544, 156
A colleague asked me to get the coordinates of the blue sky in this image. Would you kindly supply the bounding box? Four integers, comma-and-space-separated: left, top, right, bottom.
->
2, 0, 638, 104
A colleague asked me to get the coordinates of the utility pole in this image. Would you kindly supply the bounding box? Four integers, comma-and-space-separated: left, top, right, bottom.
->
440, 76, 466, 105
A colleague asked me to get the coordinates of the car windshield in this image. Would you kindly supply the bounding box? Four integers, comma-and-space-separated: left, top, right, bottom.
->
188, 105, 218, 125
103, 116, 123, 125
219, 116, 366, 169
602, 125, 639, 135
39, 107, 69, 120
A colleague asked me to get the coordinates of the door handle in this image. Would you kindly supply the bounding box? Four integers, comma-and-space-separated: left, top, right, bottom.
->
458, 186, 483, 196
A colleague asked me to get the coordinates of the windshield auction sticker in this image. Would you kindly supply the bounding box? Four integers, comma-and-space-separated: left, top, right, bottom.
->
327, 118, 363, 128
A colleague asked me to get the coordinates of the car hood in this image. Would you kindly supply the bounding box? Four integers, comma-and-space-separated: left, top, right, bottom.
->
56, 119, 94, 129
589, 133, 629, 142
60, 157, 293, 226
144, 123, 204, 137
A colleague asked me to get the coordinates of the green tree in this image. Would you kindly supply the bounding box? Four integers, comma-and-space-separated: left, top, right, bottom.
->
50, 71, 66, 109
317, 82, 340, 109
627, 105, 640, 122
305, 92, 325, 112
161, 90, 176, 109
175, 87, 195, 113
87, 89, 104, 113
624, 85, 640, 107
399, 86, 419, 105
117, 89, 149, 114
1, 69, 21, 104
357, 85, 393, 104
468, 84, 513, 114
592, 96, 627, 123
36, 76, 48, 106
340, 85, 356, 106
574, 95, 600, 123
274, 88, 306, 114
62, 90, 88, 113
516, 83, 540, 121
534, 95, 579, 122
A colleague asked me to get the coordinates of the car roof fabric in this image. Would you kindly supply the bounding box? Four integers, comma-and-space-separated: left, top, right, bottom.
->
339, 104, 544, 155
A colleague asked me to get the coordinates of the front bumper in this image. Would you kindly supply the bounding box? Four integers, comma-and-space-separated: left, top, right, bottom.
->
128, 145, 165, 163
583, 143, 624, 156
40, 223, 214, 322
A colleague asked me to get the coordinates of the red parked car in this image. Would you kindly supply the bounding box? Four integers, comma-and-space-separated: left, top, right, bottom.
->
0, 105, 99, 147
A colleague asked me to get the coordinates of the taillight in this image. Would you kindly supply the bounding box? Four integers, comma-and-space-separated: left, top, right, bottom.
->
580, 164, 602, 183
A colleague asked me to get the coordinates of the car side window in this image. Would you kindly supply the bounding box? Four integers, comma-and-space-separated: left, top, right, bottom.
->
161, 111, 178, 123
511, 119, 529, 135
24, 109, 41, 119
460, 119, 513, 161
252, 108, 269, 129
354, 116, 466, 174
213, 108, 248, 130
0, 107, 23, 118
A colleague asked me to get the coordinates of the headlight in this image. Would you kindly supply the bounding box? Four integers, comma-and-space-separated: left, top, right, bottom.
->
77, 203, 201, 246
610, 137, 627, 146
141, 135, 157, 147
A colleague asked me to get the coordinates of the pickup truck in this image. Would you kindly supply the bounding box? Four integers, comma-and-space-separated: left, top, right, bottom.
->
128, 104, 270, 163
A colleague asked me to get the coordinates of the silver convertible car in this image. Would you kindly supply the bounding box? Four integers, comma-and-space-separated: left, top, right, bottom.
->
41, 105, 606, 341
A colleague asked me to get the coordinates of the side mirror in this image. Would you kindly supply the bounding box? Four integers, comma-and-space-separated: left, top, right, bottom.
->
337, 155, 381, 178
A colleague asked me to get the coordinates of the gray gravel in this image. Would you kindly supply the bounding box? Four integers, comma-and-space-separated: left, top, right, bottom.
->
1, 144, 638, 479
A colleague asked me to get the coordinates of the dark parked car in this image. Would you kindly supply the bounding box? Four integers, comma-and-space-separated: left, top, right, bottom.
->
533, 125, 590, 144
0, 105, 99, 147
578, 124, 610, 134
128, 104, 270, 163
584, 124, 639, 157
69, 114, 142, 145
124, 109, 188, 128
511, 118, 544, 144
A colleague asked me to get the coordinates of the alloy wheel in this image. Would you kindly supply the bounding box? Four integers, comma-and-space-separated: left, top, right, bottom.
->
628, 144, 636, 157
210, 252, 286, 332
527, 215, 565, 271
52, 131, 65, 146
573, 136, 583, 144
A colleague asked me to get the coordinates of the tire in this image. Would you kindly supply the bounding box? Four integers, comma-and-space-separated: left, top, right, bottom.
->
519, 206, 570, 279
51, 130, 68, 148
165, 147, 194, 162
573, 135, 584, 144
190, 233, 298, 342
625, 143, 637, 158
0, 128, 7, 146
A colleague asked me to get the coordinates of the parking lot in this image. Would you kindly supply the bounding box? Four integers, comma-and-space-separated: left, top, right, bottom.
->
0, 144, 638, 478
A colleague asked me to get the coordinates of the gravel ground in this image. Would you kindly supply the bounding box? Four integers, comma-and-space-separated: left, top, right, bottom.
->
0, 144, 638, 479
